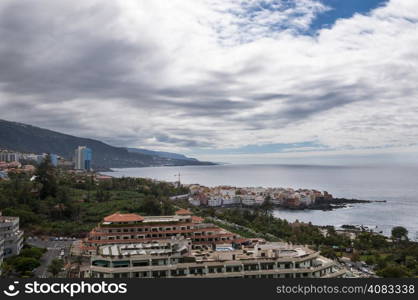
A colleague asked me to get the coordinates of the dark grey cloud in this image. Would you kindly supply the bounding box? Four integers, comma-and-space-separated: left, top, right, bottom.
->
0, 0, 417, 156
0, 0, 159, 100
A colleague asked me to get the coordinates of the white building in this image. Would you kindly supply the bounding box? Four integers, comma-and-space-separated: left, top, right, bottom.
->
241, 195, 256, 206
0, 151, 20, 162
0, 213, 24, 258
188, 197, 201, 207
219, 189, 236, 197
299, 193, 314, 206
208, 197, 222, 207
254, 195, 265, 205
221, 196, 240, 206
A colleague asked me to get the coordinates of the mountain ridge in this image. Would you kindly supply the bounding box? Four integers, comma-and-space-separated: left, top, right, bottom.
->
126, 148, 198, 162
0, 119, 214, 170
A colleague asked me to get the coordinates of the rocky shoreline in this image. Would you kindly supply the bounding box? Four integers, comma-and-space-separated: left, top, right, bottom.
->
276, 198, 386, 211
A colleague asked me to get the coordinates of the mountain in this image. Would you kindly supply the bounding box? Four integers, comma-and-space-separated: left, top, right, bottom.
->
0, 119, 215, 170
126, 148, 198, 162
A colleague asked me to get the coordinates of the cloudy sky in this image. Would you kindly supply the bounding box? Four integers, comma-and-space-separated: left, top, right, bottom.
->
1, 0, 418, 165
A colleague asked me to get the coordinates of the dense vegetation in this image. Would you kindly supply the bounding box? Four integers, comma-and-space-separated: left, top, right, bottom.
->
1, 246, 46, 278
0, 157, 186, 236
48, 259, 64, 277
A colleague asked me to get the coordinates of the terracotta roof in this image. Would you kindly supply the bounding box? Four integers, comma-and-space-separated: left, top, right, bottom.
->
175, 209, 192, 215
191, 216, 204, 223
103, 212, 144, 222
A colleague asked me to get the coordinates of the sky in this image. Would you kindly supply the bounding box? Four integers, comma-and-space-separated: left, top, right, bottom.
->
0, 0, 418, 165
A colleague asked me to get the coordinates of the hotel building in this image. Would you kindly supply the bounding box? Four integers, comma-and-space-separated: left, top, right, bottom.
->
82, 209, 238, 254
81, 210, 346, 278
85, 238, 346, 278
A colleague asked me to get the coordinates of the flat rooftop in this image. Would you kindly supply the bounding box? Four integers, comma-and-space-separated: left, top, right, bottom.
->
192, 243, 313, 262
98, 239, 190, 257
95, 240, 315, 263
0, 216, 19, 223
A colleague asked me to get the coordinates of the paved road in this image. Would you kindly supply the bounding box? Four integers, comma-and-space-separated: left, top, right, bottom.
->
27, 238, 75, 278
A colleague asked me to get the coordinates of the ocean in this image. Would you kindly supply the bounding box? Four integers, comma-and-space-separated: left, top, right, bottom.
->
103, 164, 418, 238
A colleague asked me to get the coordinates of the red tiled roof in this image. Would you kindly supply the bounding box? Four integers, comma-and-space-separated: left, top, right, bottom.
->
191, 216, 204, 223
175, 209, 192, 215
103, 212, 144, 222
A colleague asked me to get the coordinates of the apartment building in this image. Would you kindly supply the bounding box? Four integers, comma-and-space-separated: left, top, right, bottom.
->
0, 151, 20, 163
0, 213, 24, 258
82, 210, 238, 254
86, 239, 346, 279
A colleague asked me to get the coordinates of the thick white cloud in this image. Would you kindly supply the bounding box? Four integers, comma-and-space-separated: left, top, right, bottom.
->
0, 0, 417, 162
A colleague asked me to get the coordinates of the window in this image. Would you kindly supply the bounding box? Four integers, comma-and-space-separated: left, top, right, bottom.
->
92, 260, 110, 267
152, 259, 167, 266
112, 261, 130, 268
261, 263, 274, 270
134, 272, 148, 278
244, 264, 258, 271
132, 261, 149, 267
190, 268, 204, 275
152, 271, 167, 278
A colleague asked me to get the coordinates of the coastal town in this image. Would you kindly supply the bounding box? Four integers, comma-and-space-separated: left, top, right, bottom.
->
0, 147, 416, 279
0, 148, 372, 211
186, 184, 335, 209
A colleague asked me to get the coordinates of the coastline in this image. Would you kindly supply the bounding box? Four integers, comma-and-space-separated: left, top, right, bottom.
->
100, 164, 418, 238
97, 161, 218, 172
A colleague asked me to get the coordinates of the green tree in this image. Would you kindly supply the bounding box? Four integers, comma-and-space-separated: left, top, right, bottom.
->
141, 197, 162, 215
14, 257, 40, 274
35, 154, 58, 199
20, 247, 45, 260
260, 196, 274, 216
47, 259, 64, 277
391, 226, 408, 241
320, 246, 337, 259
161, 199, 174, 215
0, 262, 14, 278
377, 264, 412, 278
